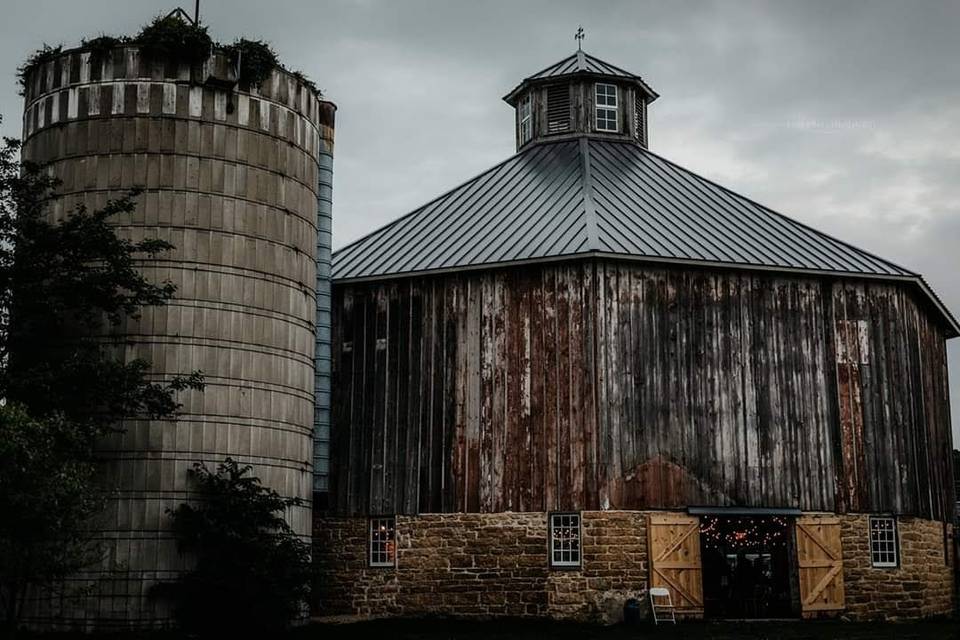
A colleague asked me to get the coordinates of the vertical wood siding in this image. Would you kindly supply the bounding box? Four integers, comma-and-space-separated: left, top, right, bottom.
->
330, 260, 954, 521
831, 281, 954, 521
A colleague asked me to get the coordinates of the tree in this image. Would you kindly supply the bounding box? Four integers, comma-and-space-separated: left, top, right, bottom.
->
155, 459, 313, 635
0, 130, 204, 630
0, 405, 104, 628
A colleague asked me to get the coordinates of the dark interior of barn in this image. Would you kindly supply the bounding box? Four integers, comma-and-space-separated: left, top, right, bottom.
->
700, 516, 798, 619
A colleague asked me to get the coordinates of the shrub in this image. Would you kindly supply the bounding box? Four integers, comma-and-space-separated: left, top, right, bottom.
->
224, 38, 278, 89
136, 14, 212, 65
154, 459, 313, 635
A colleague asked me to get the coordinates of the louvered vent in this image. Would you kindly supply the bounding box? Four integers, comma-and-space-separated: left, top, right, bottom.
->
634, 94, 646, 146
546, 85, 571, 133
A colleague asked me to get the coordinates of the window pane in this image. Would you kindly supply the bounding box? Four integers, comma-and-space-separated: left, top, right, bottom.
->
869, 517, 897, 567
370, 517, 396, 567
595, 84, 617, 108
550, 513, 581, 567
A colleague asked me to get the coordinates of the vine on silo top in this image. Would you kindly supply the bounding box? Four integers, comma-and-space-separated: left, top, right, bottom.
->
81, 35, 132, 68
16, 45, 62, 96
135, 14, 213, 65
290, 70, 324, 98
222, 39, 278, 90
16, 15, 323, 100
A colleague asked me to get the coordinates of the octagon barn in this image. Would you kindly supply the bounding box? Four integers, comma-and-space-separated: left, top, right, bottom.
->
314, 49, 957, 621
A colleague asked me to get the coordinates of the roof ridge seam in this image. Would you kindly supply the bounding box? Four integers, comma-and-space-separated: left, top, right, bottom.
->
579, 137, 600, 252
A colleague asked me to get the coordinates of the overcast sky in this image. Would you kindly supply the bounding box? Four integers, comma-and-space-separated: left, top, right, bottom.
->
2, 0, 959, 442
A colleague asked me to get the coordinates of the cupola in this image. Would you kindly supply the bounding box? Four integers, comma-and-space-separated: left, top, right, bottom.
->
503, 48, 658, 151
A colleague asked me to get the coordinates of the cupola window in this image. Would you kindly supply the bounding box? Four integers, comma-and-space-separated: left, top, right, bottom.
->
519, 94, 533, 144
595, 83, 618, 132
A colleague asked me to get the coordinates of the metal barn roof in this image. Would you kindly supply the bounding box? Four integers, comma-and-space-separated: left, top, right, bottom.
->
336, 137, 913, 280
332, 137, 958, 335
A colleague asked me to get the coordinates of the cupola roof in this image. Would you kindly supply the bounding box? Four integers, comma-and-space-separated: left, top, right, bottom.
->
504, 50, 659, 106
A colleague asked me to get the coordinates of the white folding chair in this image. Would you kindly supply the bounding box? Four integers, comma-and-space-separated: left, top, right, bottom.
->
649, 587, 676, 625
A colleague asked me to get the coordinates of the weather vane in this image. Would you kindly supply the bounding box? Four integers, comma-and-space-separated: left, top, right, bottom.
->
575, 26, 585, 50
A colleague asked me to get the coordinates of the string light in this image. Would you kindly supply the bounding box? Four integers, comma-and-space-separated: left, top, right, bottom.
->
700, 516, 788, 550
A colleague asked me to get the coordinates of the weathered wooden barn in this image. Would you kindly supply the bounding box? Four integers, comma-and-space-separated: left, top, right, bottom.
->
314, 49, 958, 622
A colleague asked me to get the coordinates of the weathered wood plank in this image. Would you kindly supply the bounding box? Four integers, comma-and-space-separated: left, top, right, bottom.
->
329, 261, 953, 521
358, 290, 376, 514
370, 286, 388, 514
581, 261, 599, 510
418, 282, 436, 513
530, 272, 545, 512
384, 284, 401, 515
479, 274, 495, 512
542, 268, 559, 511
464, 279, 482, 513
557, 266, 576, 509
402, 283, 422, 514
442, 278, 459, 513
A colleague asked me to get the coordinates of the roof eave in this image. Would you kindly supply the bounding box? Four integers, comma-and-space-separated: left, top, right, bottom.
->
915, 277, 960, 338
332, 252, 960, 336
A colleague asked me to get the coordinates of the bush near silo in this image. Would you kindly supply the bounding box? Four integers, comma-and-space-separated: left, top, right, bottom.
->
136, 14, 213, 64
223, 39, 279, 90
154, 459, 314, 635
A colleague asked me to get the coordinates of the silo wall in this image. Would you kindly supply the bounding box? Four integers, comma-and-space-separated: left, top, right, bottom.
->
19, 45, 333, 629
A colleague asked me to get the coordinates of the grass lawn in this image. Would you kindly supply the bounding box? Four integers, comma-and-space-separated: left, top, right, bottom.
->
13, 618, 960, 640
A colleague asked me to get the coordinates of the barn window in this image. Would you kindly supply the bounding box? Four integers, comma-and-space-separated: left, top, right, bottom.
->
869, 516, 898, 567
595, 83, 618, 132
369, 517, 396, 567
519, 94, 533, 144
549, 513, 581, 567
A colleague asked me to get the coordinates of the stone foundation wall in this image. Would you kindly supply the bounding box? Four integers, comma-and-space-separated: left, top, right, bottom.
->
313, 512, 649, 623
314, 512, 955, 623
840, 515, 954, 620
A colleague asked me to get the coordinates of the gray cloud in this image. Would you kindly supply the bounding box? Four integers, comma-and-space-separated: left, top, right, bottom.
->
2, 0, 959, 441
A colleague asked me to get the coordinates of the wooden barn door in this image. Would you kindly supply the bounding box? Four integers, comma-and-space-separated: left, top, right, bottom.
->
648, 513, 703, 615
795, 515, 845, 616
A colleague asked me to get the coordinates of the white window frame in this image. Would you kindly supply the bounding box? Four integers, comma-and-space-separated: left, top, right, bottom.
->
869, 516, 898, 568
549, 512, 581, 568
595, 83, 619, 132
369, 516, 397, 568
519, 94, 533, 144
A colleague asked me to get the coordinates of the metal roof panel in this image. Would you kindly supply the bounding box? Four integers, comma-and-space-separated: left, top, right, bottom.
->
334, 138, 917, 281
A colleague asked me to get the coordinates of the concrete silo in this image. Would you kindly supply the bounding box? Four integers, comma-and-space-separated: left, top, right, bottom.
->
19, 38, 334, 629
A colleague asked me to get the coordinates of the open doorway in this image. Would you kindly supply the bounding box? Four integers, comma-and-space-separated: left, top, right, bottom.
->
700, 515, 798, 618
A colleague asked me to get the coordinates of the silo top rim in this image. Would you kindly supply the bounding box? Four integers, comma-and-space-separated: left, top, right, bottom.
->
19, 41, 334, 109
